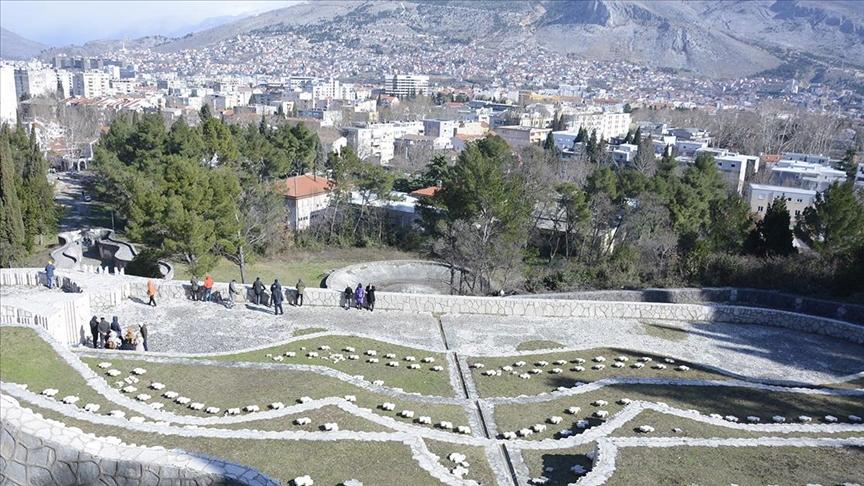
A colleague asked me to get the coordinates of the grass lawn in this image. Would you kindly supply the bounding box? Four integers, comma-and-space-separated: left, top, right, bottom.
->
468, 347, 731, 398
81, 356, 471, 433
14, 402, 442, 486
0, 327, 133, 414
293, 327, 328, 336
173, 247, 418, 287
215, 405, 392, 433
424, 439, 497, 485
520, 444, 595, 485
493, 383, 864, 441
611, 409, 864, 440
640, 321, 690, 342
207, 334, 453, 397
516, 340, 565, 351
17, 237, 61, 268
607, 445, 864, 486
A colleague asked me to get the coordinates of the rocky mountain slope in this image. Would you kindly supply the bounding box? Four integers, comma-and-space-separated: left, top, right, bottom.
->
1, 28, 47, 60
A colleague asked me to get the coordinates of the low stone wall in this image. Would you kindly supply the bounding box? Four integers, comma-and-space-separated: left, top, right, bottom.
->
0, 394, 275, 486
325, 260, 476, 294
516, 288, 864, 326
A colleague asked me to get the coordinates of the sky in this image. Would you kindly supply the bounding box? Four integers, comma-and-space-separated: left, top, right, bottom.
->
0, 0, 299, 46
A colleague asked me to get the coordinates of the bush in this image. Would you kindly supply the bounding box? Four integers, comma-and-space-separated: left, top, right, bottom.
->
125, 249, 164, 278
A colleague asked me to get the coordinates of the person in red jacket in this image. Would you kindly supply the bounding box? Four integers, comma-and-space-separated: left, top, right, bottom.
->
203, 275, 214, 302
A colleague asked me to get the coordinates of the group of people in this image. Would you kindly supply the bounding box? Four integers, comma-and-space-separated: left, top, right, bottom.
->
251, 277, 306, 315
343, 283, 377, 311
88, 315, 148, 351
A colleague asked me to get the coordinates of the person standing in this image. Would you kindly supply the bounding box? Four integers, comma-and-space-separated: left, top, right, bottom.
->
97, 317, 110, 348
89, 316, 99, 348
252, 277, 265, 305
44, 260, 56, 289
146, 279, 157, 306
343, 286, 353, 310
367, 285, 377, 312
110, 316, 122, 337
354, 283, 365, 310
139, 323, 149, 351
203, 275, 214, 302
295, 279, 306, 306
271, 279, 284, 315
189, 276, 200, 301
228, 279, 240, 303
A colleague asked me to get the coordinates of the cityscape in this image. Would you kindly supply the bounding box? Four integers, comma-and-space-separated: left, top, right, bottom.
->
1, 1, 863, 485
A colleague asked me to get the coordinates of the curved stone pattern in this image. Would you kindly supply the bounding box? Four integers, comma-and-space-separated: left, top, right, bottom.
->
0, 394, 278, 486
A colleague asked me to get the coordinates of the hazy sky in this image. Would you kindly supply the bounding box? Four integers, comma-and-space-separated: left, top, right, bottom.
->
0, 1, 299, 46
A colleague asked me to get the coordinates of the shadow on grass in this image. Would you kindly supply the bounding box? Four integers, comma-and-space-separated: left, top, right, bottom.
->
535, 451, 594, 485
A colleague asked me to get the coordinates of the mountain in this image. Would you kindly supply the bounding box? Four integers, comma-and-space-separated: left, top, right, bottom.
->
0, 27, 47, 60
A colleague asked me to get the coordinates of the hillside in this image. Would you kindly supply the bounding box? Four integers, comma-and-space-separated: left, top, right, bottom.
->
0, 27, 46, 60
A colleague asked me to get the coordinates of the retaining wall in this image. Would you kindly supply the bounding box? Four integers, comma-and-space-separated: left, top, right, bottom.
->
0, 394, 274, 486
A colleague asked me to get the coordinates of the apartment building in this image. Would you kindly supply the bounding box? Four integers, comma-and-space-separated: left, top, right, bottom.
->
343, 121, 424, 164
14, 67, 59, 99
564, 111, 631, 140
748, 184, 816, 223
0, 66, 17, 123
496, 125, 552, 149
384, 74, 430, 98
275, 174, 333, 231
72, 71, 111, 98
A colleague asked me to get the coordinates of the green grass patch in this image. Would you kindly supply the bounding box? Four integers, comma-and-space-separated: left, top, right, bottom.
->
207, 334, 453, 397
0, 327, 132, 413
423, 439, 497, 485
640, 321, 689, 342
173, 247, 418, 287
516, 340, 565, 351
293, 327, 328, 337
607, 445, 864, 486
13, 401, 440, 486
468, 348, 729, 398
493, 383, 864, 441
520, 444, 595, 485
81, 356, 470, 434
215, 405, 392, 433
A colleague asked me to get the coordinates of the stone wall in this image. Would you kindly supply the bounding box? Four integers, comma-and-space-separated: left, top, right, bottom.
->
0, 394, 275, 486
515, 288, 864, 326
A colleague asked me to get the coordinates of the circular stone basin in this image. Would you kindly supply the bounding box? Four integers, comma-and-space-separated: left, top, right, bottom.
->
325, 260, 470, 295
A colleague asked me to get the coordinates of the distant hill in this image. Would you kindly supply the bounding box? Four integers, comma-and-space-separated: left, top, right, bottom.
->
1, 27, 47, 60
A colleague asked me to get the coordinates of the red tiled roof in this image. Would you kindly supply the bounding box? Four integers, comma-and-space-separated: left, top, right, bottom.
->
409, 186, 439, 198
274, 174, 332, 199
761, 154, 781, 163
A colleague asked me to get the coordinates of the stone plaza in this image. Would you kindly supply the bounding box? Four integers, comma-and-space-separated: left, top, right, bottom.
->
1, 266, 863, 485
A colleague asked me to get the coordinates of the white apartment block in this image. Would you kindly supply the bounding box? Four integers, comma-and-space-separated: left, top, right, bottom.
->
384, 74, 430, 98
343, 122, 424, 165
72, 71, 111, 98
611, 143, 638, 164
0, 66, 18, 124
14, 67, 58, 99
770, 159, 847, 191
780, 152, 834, 166
693, 148, 759, 195
748, 184, 816, 223
564, 111, 631, 140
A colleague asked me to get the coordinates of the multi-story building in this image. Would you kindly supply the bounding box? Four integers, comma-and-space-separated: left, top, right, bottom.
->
691, 148, 759, 195
14, 67, 58, 99
0, 65, 18, 124
564, 111, 631, 140
275, 174, 333, 231
384, 74, 429, 98
72, 71, 111, 98
343, 121, 424, 164
423, 119, 459, 138
496, 125, 552, 148
780, 152, 834, 166
611, 143, 638, 164
769, 159, 847, 191
748, 184, 816, 223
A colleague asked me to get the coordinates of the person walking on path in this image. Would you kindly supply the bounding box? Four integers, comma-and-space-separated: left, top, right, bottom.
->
110, 316, 122, 337
139, 323, 149, 351
44, 260, 56, 289
189, 276, 200, 301
252, 277, 265, 305
97, 317, 110, 348
89, 316, 99, 348
271, 279, 284, 315
366, 285, 377, 312
354, 283, 365, 310
295, 279, 306, 306
343, 286, 353, 309
146, 279, 157, 306
203, 275, 214, 302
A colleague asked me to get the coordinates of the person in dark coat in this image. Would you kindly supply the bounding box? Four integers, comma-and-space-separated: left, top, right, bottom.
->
295, 279, 306, 306
89, 316, 99, 348
110, 316, 122, 337
366, 285, 377, 311
354, 283, 365, 309
343, 286, 353, 310
190, 277, 200, 301
271, 279, 284, 315
253, 277, 265, 305
97, 317, 110, 348
44, 261, 56, 289
139, 324, 149, 351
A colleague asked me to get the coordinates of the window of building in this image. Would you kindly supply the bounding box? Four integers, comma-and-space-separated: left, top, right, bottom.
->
757, 206, 764, 212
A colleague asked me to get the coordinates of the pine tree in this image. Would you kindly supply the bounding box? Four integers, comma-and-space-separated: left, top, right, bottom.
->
20, 130, 56, 247
745, 197, 795, 257
543, 131, 557, 152
795, 181, 864, 258
0, 135, 26, 266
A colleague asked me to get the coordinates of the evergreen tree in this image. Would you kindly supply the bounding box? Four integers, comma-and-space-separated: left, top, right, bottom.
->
835, 149, 858, 179
20, 130, 56, 247
795, 181, 864, 258
745, 198, 795, 257
0, 135, 26, 266
543, 132, 557, 152
622, 129, 633, 144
